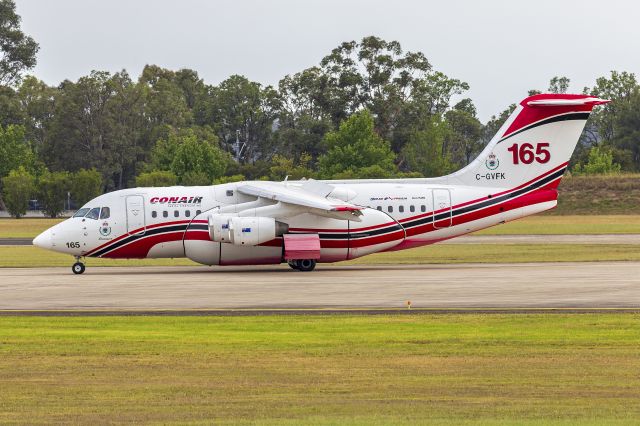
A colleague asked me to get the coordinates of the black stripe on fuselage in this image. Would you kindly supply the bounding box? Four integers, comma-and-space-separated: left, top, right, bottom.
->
89, 224, 188, 257
88, 167, 566, 253
187, 224, 208, 231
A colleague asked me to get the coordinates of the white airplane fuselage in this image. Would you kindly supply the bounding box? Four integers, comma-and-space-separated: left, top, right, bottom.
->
32, 170, 561, 266
32, 93, 608, 272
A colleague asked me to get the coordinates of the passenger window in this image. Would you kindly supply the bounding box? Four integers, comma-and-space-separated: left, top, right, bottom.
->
152, 211, 157, 218
174, 210, 179, 218
73, 208, 90, 218
99, 207, 110, 219
376, 206, 382, 211
421, 205, 426, 212
196, 210, 201, 216
226, 190, 234, 196
388, 206, 393, 213
85, 207, 100, 220
185, 210, 190, 217
163, 211, 168, 218
410, 205, 415, 213
399, 205, 404, 213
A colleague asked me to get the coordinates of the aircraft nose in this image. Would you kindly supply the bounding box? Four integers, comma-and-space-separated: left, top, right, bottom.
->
33, 229, 52, 249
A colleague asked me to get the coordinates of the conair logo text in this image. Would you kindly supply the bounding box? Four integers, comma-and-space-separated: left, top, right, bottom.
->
150, 196, 203, 207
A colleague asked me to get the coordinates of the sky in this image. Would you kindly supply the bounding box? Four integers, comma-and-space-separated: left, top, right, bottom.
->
14, 0, 640, 122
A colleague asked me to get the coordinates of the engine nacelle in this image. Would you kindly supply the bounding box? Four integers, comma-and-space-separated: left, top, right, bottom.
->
209, 214, 233, 243
209, 214, 289, 246
229, 217, 276, 246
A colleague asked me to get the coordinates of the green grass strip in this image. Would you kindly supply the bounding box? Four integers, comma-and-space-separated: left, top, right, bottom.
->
0, 314, 639, 424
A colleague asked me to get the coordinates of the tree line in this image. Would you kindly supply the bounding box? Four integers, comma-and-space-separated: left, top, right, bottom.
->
0, 0, 638, 217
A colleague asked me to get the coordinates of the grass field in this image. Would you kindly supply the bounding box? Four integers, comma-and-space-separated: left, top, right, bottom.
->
0, 218, 63, 238
0, 314, 639, 424
1, 215, 639, 240
1, 243, 640, 268
475, 214, 640, 235
554, 174, 640, 215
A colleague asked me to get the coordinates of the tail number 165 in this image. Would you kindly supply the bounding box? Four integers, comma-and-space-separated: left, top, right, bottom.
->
507, 142, 550, 164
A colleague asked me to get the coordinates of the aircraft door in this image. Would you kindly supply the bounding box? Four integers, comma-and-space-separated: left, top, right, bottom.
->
432, 189, 452, 228
126, 195, 145, 235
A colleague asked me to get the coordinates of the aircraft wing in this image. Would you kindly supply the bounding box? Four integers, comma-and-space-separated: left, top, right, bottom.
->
236, 181, 363, 221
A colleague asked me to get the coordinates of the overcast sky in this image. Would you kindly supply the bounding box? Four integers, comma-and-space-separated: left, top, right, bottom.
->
15, 0, 639, 122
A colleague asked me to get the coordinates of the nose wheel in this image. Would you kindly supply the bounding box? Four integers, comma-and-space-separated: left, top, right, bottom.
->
72, 257, 85, 274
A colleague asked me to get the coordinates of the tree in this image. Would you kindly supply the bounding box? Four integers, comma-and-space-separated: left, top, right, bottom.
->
573, 146, 621, 175
180, 170, 211, 186
42, 70, 148, 191
400, 116, 453, 177
317, 36, 468, 134
195, 75, 280, 162
139, 65, 193, 129
278, 37, 468, 156
166, 129, 229, 184
610, 90, 640, 171
548, 76, 570, 94
16, 76, 55, 151
70, 168, 102, 207
481, 104, 516, 146
0, 0, 39, 86
38, 170, 70, 218
214, 174, 245, 184
318, 110, 397, 178
585, 71, 638, 141
0, 85, 23, 126
268, 153, 314, 181
0, 124, 35, 185
444, 99, 482, 167
2, 166, 34, 217
135, 170, 177, 187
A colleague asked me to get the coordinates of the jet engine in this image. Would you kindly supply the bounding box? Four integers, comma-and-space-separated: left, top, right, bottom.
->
208, 215, 288, 246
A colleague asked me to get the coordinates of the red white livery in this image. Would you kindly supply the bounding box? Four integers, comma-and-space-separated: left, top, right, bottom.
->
33, 94, 608, 274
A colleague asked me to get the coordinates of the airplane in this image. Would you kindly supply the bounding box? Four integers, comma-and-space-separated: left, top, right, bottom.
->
32, 93, 608, 274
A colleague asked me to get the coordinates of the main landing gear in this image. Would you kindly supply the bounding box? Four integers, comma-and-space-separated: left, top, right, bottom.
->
72, 256, 85, 274
288, 259, 316, 272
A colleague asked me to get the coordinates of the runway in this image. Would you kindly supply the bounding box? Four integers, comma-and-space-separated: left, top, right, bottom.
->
0, 262, 638, 311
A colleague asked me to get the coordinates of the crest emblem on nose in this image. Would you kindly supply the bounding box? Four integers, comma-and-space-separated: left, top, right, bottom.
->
100, 222, 112, 236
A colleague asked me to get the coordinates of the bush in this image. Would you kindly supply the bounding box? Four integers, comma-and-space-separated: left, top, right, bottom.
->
2, 166, 35, 218
318, 110, 397, 179
71, 168, 103, 206
135, 170, 178, 187
38, 170, 70, 218
214, 174, 245, 184
574, 146, 622, 175
180, 170, 211, 186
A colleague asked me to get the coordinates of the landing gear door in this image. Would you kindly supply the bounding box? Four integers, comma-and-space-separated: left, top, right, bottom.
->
126, 195, 145, 235
432, 189, 452, 228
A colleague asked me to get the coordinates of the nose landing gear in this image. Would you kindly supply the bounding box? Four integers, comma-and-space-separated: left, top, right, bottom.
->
72, 256, 85, 274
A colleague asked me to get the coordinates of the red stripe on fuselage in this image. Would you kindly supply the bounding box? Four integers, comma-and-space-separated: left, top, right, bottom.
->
93, 166, 566, 257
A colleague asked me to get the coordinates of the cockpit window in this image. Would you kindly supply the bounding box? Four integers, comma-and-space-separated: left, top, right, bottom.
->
73, 208, 90, 218
85, 207, 101, 220
100, 207, 110, 219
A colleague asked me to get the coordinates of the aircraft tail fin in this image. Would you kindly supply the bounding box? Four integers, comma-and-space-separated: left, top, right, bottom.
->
447, 94, 609, 190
